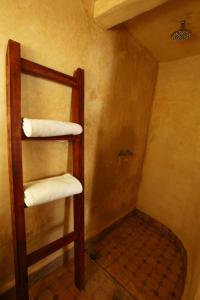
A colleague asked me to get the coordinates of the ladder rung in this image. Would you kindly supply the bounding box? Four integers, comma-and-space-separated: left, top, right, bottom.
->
27, 232, 76, 266
21, 58, 77, 87
21, 133, 79, 141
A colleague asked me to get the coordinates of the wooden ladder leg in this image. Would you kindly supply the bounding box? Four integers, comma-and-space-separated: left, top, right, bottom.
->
72, 68, 84, 289
11, 204, 29, 299
6, 40, 29, 300
74, 194, 85, 289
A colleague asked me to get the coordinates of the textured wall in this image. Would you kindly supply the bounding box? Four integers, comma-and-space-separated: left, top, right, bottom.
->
137, 55, 200, 299
0, 0, 157, 292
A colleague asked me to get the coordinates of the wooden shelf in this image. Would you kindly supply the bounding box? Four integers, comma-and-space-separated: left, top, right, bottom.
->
21, 58, 77, 87
21, 131, 81, 141
27, 232, 76, 266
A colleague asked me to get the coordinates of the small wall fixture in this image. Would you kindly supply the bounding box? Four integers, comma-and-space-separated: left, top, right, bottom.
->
171, 20, 192, 41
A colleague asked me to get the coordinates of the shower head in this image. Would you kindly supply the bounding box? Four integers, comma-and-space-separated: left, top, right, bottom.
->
171, 20, 192, 41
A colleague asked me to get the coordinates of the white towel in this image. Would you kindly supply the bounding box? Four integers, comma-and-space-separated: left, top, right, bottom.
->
22, 118, 83, 137
24, 173, 83, 207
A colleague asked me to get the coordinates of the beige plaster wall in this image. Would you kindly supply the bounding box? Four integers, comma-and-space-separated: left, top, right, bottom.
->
137, 54, 200, 299
0, 0, 157, 292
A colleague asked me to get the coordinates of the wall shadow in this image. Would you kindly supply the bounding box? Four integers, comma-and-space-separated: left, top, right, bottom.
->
86, 27, 158, 238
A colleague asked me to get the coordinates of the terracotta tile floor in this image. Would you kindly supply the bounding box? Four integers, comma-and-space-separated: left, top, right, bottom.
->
88, 211, 186, 300
29, 256, 135, 300
4, 210, 186, 300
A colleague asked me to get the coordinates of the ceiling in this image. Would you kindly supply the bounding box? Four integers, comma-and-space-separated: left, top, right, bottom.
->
124, 0, 200, 62
94, 0, 168, 29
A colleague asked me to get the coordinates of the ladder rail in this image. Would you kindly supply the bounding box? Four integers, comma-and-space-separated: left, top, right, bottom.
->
72, 69, 85, 289
6, 40, 29, 299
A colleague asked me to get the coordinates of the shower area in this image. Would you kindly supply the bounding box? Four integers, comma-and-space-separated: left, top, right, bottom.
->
84, 1, 200, 299
89, 0, 200, 298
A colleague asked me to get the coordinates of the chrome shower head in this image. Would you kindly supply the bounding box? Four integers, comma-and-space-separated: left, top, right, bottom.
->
171, 20, 192, 41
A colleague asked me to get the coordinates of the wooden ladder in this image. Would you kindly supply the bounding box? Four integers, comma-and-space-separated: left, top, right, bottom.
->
6, 40, 84, 300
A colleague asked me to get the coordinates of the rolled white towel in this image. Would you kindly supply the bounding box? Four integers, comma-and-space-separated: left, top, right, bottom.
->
22, 118, 83, 137
24, 173, 83, 207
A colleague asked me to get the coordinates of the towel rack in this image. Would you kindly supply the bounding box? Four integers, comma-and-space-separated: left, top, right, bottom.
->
6, 40, 84, 300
